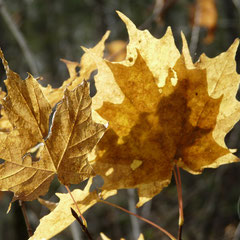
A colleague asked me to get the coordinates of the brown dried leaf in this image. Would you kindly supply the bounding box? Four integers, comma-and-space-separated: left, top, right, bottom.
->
0, 50, 106, 201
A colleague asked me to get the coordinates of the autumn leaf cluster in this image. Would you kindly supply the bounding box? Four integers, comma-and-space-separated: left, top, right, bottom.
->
0, 11, 239, 239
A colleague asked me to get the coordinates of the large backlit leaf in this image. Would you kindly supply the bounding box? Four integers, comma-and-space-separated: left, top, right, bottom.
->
89, 13, 240, 206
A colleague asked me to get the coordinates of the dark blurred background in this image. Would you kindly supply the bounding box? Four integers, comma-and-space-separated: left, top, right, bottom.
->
0, 0, 240, 239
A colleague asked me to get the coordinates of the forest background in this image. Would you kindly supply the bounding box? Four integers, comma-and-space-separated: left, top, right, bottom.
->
0, 0, 240, 239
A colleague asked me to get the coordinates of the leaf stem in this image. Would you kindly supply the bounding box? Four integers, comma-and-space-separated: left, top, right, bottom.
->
98, 199, 176, 240
173, 165, 184, 240
19, 200, 33, 237
64, 185, 87, 227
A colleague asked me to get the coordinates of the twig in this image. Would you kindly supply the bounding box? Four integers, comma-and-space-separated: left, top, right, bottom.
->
0, 0, 38, 76
173, 166, 184, 240
19, 200, 33, 237
98, 199, 176, 240
139, 0, 178, 30
138, 0, 164, 30
189, 0, 201, 57
127, 189, 141, 239
64, 185, 87, 227
71, 208, 93, 240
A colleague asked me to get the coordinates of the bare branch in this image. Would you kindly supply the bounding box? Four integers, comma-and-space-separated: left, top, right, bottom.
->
0, 0, 39, 76
127, 189, 141, 240
190, 0, 201, 57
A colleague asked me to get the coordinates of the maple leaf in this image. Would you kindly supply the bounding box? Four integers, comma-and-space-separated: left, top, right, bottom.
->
88, 12, 240, 206
30, 178, 116, 240
0, 50, 106, 201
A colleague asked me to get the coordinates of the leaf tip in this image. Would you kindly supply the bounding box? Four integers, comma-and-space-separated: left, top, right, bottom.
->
180, 31, 187, 44
0, 49, 10, 74
230, 38, 240, 52
102, 30, 111, 42
166, 26, 173, 34
81, 46, 89, 53
180, 31, 194, 68
116, 11, 136, 29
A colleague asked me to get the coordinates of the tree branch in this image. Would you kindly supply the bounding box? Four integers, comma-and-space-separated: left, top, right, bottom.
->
0, 0, 39, 76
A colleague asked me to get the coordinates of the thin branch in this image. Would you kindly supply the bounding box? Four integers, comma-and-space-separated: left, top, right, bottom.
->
98, 199, 176, 240
71, 208, 93, 240
177, 225, 183, 240
139, 0, 178, 30
190, 0, 201, 57
0, 0, 39, 76
19, 200, 33, 237
138, 0, 164, 30
127, 189, 141, 240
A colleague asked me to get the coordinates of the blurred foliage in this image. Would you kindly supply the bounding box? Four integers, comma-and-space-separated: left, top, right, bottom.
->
0, 0, 240, 240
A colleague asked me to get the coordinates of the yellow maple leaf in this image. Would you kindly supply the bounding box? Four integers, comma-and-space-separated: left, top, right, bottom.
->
0, 50, 106, 201
30, 178, 116, 240
88, 12, 240, 207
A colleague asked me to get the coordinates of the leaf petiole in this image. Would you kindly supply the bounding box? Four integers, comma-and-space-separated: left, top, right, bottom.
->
64, 185, 87, 227
98, 198, 176, 240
